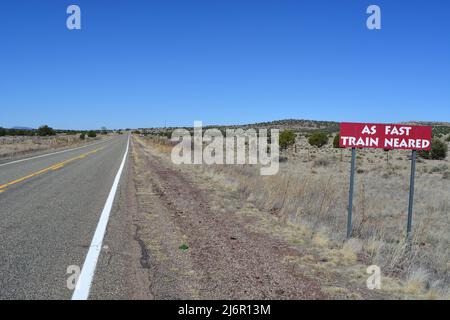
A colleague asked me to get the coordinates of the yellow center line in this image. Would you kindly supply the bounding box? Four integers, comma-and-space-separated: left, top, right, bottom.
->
0, 147, 104, 192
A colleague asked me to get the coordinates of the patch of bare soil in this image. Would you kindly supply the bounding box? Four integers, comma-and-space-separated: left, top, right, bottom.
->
131, 137, 326, 299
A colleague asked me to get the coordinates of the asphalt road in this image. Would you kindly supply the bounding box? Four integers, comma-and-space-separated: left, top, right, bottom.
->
0, 135, 130, 299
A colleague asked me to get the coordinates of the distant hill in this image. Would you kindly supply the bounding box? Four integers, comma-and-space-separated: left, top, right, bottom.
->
142, 119, 341, 135
209, 119, 340, 134
142, 118, 450, 137
405, 121, 450, 127
11, 126, 34, 130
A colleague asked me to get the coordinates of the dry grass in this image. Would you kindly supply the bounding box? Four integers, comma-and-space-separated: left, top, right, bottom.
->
0, 135, 97, 160
142, 134, 450, 299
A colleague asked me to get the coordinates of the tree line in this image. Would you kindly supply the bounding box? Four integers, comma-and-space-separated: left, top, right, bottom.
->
0, 125, 112, 139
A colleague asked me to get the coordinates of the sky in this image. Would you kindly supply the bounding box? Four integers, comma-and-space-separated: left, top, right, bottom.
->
1, 0, 449, 130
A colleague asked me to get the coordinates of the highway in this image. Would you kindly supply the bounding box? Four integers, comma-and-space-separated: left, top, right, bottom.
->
0, 135, 130, 299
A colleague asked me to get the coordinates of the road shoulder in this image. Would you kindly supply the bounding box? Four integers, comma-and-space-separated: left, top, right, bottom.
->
88, 147, 152, 300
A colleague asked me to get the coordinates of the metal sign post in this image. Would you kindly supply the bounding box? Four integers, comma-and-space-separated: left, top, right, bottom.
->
347, 147, 356, 239
407, 149, 417, 241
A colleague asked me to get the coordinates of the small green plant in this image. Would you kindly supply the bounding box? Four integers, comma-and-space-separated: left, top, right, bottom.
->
308, 132, 328, 148
79, 133, 86, 140
87, 130, 97, 138
179, 244, 189, 251
419, 139, 448, 160
279, 130, 296, 150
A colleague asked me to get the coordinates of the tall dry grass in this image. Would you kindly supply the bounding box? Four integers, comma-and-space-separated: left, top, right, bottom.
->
143, 134, 450, 297
0, 135, 95, 160
199, 147, 450, 296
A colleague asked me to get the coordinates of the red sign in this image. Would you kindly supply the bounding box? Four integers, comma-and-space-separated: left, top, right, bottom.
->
340, 123, 432, 150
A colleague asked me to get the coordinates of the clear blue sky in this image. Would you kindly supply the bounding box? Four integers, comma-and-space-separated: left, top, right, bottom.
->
1, 0, 449, 129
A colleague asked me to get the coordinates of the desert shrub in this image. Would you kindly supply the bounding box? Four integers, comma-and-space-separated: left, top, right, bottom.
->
279, 130, 296, 150
87, 130, 97, 138
37, 125, 56, 136
443, 171, 450, 180
333, 134, 341, 148
313, 157, 330, 167
419, 139, 448, 160
0, 127, 6, 136
79, 133, 86, 140
308, 132, 328, 148
429, 164, 448, 174
446, 136, 450, 142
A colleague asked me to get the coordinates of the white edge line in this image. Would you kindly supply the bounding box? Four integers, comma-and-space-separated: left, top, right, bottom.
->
0, 138, 114, 168
71, 135, 130, 300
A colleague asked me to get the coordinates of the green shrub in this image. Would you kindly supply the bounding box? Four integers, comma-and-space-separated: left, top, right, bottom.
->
87, 130, 97, 138
279, 130, 296, 150
308, 132, 328, 148
0, 127, 6, 136
79, 133, 86, 140
37, 125, 56, 136
418, 139, 448, 160
333, 134, 341, 148
446, 136, 450, 142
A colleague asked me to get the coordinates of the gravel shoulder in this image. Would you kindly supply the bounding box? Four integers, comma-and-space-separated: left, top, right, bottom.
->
130, 136, 326, 299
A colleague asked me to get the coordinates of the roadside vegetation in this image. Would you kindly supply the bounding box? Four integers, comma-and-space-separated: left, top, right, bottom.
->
279, 130, 296, 150
308, 132, 329, 148
0, 125, 113, 160
87, 130, 97, 138
419, 139, 448, 160
141, 120, 450, 299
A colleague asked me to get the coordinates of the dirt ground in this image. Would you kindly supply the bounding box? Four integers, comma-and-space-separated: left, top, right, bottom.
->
130, 136, 330, 299
129, 135, 399, 300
